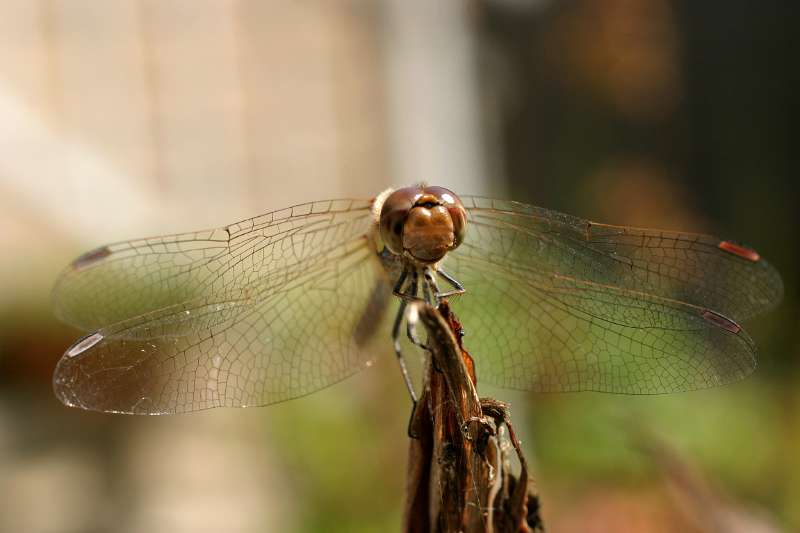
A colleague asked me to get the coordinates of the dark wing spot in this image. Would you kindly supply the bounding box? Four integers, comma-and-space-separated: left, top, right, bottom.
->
72, 246, 112, 270
701, 309, 742, 334
718, 241, 761, 262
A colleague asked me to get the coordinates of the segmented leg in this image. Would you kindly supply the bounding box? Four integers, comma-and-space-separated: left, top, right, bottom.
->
392, 298, 418, 405
437, 268, 465, 297
404, 271, 427, 350
392, 268, 409, 298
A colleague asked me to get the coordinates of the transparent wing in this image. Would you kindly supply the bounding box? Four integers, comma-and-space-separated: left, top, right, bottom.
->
52, 198, 398, 413
459, 197, 782, 322
54, 238, 393, 414
443, 197, 782, 393
54, 199, 374, 331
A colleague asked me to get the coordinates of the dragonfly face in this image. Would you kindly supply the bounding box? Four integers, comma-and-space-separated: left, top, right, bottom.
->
52, 186, 783, 415
377, 185, 467, 264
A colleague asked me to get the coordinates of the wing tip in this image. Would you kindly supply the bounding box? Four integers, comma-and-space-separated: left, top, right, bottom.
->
52, 357, 82, 410
53, 332, 104, 411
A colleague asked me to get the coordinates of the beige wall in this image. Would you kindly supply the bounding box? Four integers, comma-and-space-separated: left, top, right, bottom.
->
0, 0, 390, 301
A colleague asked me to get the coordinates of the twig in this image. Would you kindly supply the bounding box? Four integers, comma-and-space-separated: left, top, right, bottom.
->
403, 301, 545, 532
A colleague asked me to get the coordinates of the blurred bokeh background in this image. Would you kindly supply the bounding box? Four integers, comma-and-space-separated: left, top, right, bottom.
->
0, 1, 796, 532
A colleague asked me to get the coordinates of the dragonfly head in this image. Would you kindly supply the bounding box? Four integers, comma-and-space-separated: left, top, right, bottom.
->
379, 185, 467, 264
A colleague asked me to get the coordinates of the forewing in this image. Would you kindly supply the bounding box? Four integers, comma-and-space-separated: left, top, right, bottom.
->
53, 238, 393, 414
458, 197, 782, 323
53, 199, 374, 331
443, 197, 778, 393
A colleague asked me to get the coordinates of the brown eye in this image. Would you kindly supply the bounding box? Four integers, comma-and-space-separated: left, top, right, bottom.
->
422, 186, 467, 249
380, 209, 406, 255
379, 187, 421, 255
448, 203, 467, 248
422, 186, 461, 208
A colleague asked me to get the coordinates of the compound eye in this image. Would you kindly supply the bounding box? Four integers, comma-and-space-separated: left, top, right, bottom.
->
380, 209, 406, 255
422, 186, 467, 248
379, 187, 420, 255
422, 186, 461, 208
448, 203, 467, 248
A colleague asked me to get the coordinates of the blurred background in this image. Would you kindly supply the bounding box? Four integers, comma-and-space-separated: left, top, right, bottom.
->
0, 1, 797, 532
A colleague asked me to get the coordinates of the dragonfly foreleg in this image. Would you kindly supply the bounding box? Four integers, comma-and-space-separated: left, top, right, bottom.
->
435, 268, 465, 300
392, 265, 421, 302
422, 270, 438, 306
392, 267, 409, 297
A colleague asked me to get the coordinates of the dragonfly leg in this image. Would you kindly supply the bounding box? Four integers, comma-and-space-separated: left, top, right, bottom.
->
393, 300, 424, 439
402, 271, 429, 349
404, 272, 428, 350
434, 268, 465, 300
406, 316, 426, 350
406, 402, 421, 440
410, 270, 422, 301
423, 268, 440, 306
391, 267, 409, 298
392, 268, 438, 438
392, 299, 418, 405
393, 267, 425, 303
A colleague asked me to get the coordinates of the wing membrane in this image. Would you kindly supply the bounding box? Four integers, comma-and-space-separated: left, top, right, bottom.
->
444, 197, 780, 393
459, 196, 782, 322
53, 199, 373, 331
54, 238, 393, 413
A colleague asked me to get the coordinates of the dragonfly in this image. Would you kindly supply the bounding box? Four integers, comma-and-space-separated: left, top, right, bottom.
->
52, 185, 783, 415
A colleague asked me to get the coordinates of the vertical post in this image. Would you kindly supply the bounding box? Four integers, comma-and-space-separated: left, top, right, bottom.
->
382, 0, 488, 195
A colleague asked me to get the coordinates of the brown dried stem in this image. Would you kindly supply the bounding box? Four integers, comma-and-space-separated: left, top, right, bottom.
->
403, 301, 545, 533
